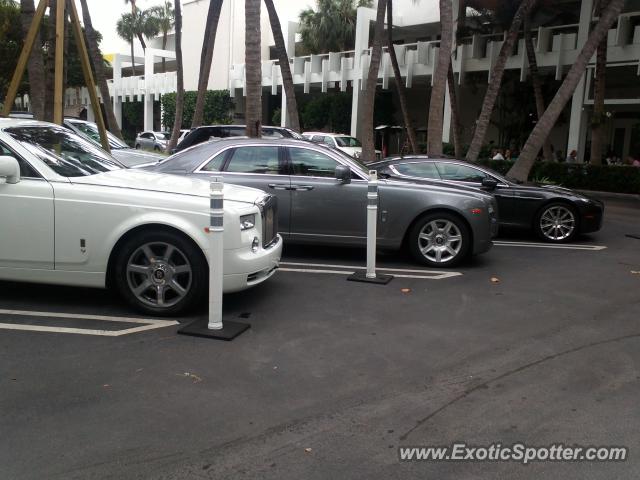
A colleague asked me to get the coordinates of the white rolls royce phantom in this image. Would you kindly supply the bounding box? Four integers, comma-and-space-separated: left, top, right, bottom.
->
0, 119, 282, 315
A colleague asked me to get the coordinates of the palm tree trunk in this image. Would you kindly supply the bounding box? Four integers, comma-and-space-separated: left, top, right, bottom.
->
20, 0, 46, 119
387, 0, 417, 154
465, 0, 538, 162
130, 41, 136, 76
361, 0, 388, 162
168, 0, 183, 151
590, 0, 608, 166
524, 13, 552, 162
245, 0, 262, 137
447, 63, 463, 158
79, 0, 124, 139
192, 0, 223, 128
162, 33, 167, 73
427, 0, 453, 156
264, 0, 301, 132
508, 0, 624, 182
43, 0, 57, 122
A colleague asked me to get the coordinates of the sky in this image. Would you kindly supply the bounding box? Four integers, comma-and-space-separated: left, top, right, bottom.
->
82, 0, 315, 54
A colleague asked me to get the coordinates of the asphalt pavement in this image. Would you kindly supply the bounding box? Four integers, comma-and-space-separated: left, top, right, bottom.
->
1, 196, 639, 480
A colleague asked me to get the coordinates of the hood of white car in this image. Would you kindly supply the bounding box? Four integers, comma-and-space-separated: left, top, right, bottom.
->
71, 169, 266, 204
111, 148, 164, 168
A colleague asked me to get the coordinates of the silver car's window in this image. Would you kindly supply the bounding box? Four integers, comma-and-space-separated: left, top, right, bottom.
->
289, 148, 338, 177
395, 162, 440, 179
262, 129, 285, 139
435, 162, 487, 183
201, 152, 227, 172
6, 126, 123, 177
69, 121, 129, 149
335, 136, 361, 148
225, 146, 281, 174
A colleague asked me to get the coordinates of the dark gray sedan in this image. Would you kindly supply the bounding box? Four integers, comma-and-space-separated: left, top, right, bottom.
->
150, 139, 498, 267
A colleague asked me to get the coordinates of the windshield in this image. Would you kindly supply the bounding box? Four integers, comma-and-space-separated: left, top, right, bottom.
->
68, 120, 129, 149
335, 136, 362, 148
7, 125, 124, 177
156, 132, 170, 140
327, 145, 370, 175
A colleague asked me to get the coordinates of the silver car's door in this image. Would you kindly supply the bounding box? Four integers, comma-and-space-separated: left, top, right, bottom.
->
286, 146, 368, 245
195, 145, 291, 235
0, 143, 54, 270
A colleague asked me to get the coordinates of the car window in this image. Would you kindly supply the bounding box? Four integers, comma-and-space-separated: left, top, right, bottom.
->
7, 126, 122, 177
68, 121, 129, 150
322, 137, 335, 147
334, 136, 361, 147
436, 162, 487, 183
310, 136, 324, 144
201, 151, 228, 172
226, 127, 245, 138
262, 128, 285, 139
225, 146, 281, 174
0, 141, 40, 178
394, 162, 440, 179
289, 148, 338, 177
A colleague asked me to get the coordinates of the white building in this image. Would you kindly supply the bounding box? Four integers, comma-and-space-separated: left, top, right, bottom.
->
69, 0, 640, 161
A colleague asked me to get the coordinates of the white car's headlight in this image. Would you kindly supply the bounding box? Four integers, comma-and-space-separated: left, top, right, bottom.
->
240, 214, 256, 230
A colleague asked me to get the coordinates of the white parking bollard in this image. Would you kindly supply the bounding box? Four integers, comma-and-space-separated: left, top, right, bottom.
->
208, 178, 225, 330
348, 170, 393, 285
178, 177, 250, 340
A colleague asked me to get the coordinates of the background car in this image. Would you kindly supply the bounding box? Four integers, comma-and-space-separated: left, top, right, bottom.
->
0, 119, 282, 315
150, 138, 498, 268
302, 132, 382, 162
371, 156, 604, 243
135, 131, 170, 151
64, 118, 163, 168
174, 125, 302, 153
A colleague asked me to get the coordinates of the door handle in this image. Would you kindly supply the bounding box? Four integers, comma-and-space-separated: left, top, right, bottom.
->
268, 183, 290, 190
292, 185, 314, 191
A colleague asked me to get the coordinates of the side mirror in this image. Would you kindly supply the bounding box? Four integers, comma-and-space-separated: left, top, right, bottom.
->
481, 177, 498, 191
335, 165, 351, 184
0, 156, 20, 184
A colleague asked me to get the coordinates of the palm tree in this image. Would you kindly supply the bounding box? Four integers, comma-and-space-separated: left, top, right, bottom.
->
124, 0, 148, 51
19, 0, 45, 119
464, 0, 538, 162
427, 0, 453, 156
78, 0, 124, 139
298, 0, 373, 54
589, 0, 608, 165
116, 13, 138, 76
264, 0, 301, 132
192, 0, 223, 128
507, 0, 624, 182
360, 0, 387, 162
523, 12, 552, 161
387, 0, 417, 153
167, 0, 183, 152
148, 1, 174, 73
245, 0, 262, 137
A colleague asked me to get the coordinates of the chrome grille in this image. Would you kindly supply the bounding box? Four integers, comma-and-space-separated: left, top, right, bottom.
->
260, 195, 278, 248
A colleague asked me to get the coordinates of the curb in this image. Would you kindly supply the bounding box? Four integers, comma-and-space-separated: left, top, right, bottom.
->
577, 190, 640, 202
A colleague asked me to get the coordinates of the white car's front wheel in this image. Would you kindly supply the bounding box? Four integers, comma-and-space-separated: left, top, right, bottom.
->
114, 230, 207, 316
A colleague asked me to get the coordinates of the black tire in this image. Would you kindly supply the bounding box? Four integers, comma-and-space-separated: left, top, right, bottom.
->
135, 144, 141, 149
113, 229, 207, 316
154, 146, 161, 152
408, 212, 471, 268
534, 203, 579, 243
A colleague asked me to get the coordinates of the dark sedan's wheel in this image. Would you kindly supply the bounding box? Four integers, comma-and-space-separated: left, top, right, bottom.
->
113, 230, 207, 316
535, 203, 578, 243
408, 213, 471, 267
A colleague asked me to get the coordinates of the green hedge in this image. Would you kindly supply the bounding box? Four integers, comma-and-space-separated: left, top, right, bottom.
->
161, 90, 234, 130
478, 159, 640, 194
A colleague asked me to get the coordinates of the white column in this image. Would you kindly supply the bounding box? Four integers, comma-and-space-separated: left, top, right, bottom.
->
86, 103, 95, 122
567, 0, 594, 162
144, 49, 154, 131
280, 21, 298, 128
351, 6, 374, 138
112, 54, 123, 128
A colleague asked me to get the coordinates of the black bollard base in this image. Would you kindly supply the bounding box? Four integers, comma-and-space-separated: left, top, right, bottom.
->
347, 271, 393, 284
178, 319, 250, 341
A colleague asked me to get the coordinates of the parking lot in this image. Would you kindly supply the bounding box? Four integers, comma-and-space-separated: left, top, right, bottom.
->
1, 195, 639, 480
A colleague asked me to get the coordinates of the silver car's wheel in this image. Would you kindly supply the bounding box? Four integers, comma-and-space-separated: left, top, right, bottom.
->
536, 204, 577, 242
408, 213, 471, 267
126, 242, 192, 308
114, 230, 207, 316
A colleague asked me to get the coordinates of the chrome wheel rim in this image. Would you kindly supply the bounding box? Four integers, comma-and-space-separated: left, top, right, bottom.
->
418, 220, 462, 264
126, 242, 192, 308
540, 206, 575, 241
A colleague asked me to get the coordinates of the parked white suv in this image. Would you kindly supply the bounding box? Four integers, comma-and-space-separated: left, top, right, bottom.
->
0, 119, 282, 315
302, 132, 382, 161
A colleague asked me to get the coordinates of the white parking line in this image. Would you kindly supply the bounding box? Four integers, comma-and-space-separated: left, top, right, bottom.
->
0, 309, 178, 336
279, 262, 463, 280
493, 241, 607, 251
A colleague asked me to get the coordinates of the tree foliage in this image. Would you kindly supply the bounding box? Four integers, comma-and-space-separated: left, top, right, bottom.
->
162, 90, 234, 130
